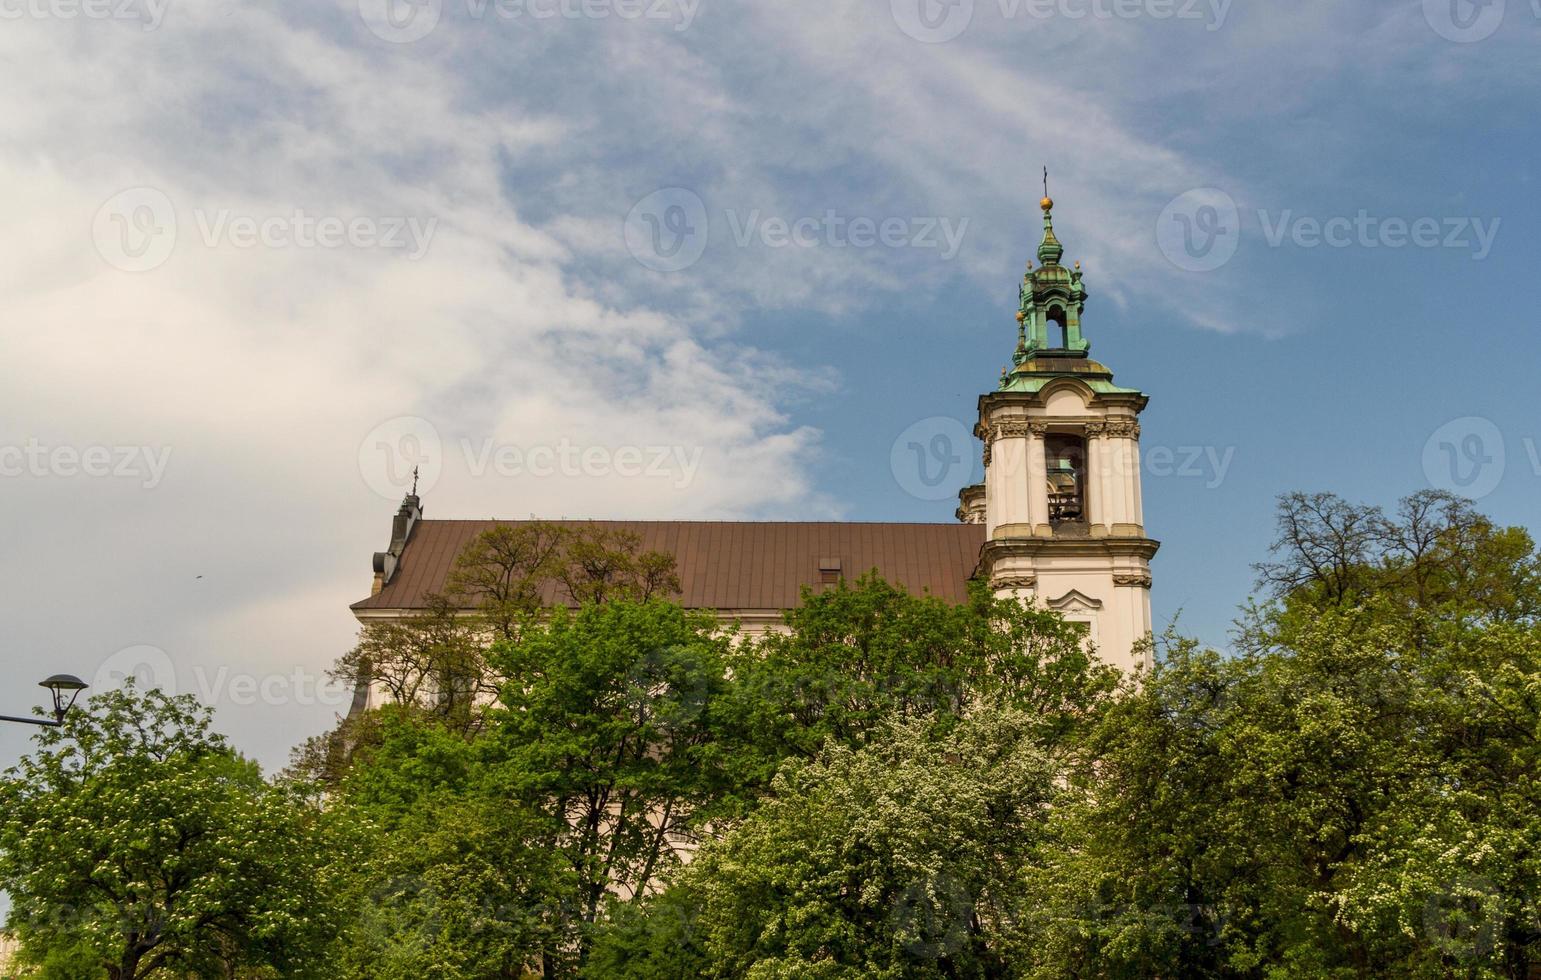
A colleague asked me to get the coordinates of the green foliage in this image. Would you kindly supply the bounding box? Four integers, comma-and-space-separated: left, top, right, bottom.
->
446, 523, 682, 641
1252, 489, 1541, 625
669, 710, 1057, 979
0, 686, 355, 980
733, 573, 1118, 765
330, 794, 565, 979
580, 886, 710, 979
333, 580, 1103, 977
317, 599, 754, 978
486, 600, 750, 970
584, 581, 1107, 978
1013, 492, 1541, 979
16, 491, 1541, 979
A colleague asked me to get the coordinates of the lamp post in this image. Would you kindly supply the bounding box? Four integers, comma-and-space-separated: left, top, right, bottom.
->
0, 675, 88, 728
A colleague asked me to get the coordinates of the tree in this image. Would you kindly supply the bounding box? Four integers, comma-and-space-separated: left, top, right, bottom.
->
1016, 491, 1541, 978
585, 580, 1118, 978
331, 595, 497, 734
331, 793, 569, 980
447, 522, 570, 641
486, 600, 749, 974
732, 574, 1119, 766
557, 528, 682, 606
0, 686, 355, 979
1252, 489, 1541, 622
445, 524, 683, 639
325, 599, 759, 978
619, 710, 1058, 979
1252, 490, 1384, 606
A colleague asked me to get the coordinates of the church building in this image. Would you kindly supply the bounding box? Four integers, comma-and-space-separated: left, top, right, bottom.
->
351, 195, 1158, 672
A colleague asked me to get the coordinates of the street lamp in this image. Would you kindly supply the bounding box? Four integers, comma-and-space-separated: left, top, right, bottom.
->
0, 675, 88, 728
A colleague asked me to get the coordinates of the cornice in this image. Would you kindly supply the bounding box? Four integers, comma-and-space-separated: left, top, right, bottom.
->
975, 535, 1161, 575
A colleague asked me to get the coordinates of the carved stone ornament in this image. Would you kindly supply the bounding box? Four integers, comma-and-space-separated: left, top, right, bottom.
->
993, 575, 1038, 590
1102, 418, 1141, 440
1113, 572, 1153, 588
982, 442, 992, 467
989, 420, 1035, 441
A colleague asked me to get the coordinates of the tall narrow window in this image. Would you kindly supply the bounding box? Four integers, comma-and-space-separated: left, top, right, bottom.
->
1044, 433, 1086, 522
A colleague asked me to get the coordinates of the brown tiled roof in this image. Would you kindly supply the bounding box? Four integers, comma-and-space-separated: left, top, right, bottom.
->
351, 520, 986, 613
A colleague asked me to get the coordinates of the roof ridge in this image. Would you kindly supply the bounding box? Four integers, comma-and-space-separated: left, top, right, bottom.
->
417, 518, 973, 527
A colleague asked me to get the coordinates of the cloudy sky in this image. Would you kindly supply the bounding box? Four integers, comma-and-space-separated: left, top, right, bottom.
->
1, 0, 1537, 771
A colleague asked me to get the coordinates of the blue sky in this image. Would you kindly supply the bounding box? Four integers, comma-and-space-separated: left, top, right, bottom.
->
0, 0, 1537, 771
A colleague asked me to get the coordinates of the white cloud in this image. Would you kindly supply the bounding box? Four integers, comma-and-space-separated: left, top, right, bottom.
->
0, 5, 831, 769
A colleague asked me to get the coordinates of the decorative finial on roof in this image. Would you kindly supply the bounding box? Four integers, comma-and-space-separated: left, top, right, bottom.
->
410, 465, 419, 496
1037, 172, 1064, 266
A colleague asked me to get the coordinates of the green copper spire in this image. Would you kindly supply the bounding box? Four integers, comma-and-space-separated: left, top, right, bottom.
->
1012, 179, 1086, 359
1037, 191, 1065, 265
995, 179, 1143, 395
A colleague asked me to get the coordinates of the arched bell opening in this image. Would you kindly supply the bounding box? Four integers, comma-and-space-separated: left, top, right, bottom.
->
1044, 433, 1086, 523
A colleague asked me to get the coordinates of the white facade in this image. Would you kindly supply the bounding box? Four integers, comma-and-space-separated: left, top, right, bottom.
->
973, 381, 1157, 674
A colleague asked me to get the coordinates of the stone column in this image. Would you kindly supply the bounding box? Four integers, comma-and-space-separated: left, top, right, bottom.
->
1026, 422, 1050, 534
1085, 421, 1109, 534
1106, 418, 1142, 535
986, 419, 1034, 538
981, 434, 998, 535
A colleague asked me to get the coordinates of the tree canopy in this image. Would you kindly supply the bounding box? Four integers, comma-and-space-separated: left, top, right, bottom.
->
6, 490, 1541, 978
0, 686, 355, 980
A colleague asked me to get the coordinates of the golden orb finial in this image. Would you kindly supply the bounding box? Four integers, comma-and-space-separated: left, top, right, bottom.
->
1016, 310, 1027, 323
1040, 196, 1054, 212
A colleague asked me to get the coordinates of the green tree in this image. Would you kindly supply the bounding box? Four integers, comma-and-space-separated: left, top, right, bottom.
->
1016, 491, 1541, 978
1251, 489, 1540, 624
328, 599, 753, 978
0, 686, 354, 980
587, 580, 1115, 977
732, 574, 1118, 765
445, 523, 683, 641
633, 710, 1058, 979
487, 599, 749, 974
331, 793, 568, 979
557, 528, 682, 606
447, 522, 570, 641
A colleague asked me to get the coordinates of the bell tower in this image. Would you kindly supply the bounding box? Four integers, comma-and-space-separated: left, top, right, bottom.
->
961, 187, 1158, 672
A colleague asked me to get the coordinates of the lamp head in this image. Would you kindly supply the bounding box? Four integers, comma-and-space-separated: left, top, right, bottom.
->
39, 674, 87, 724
